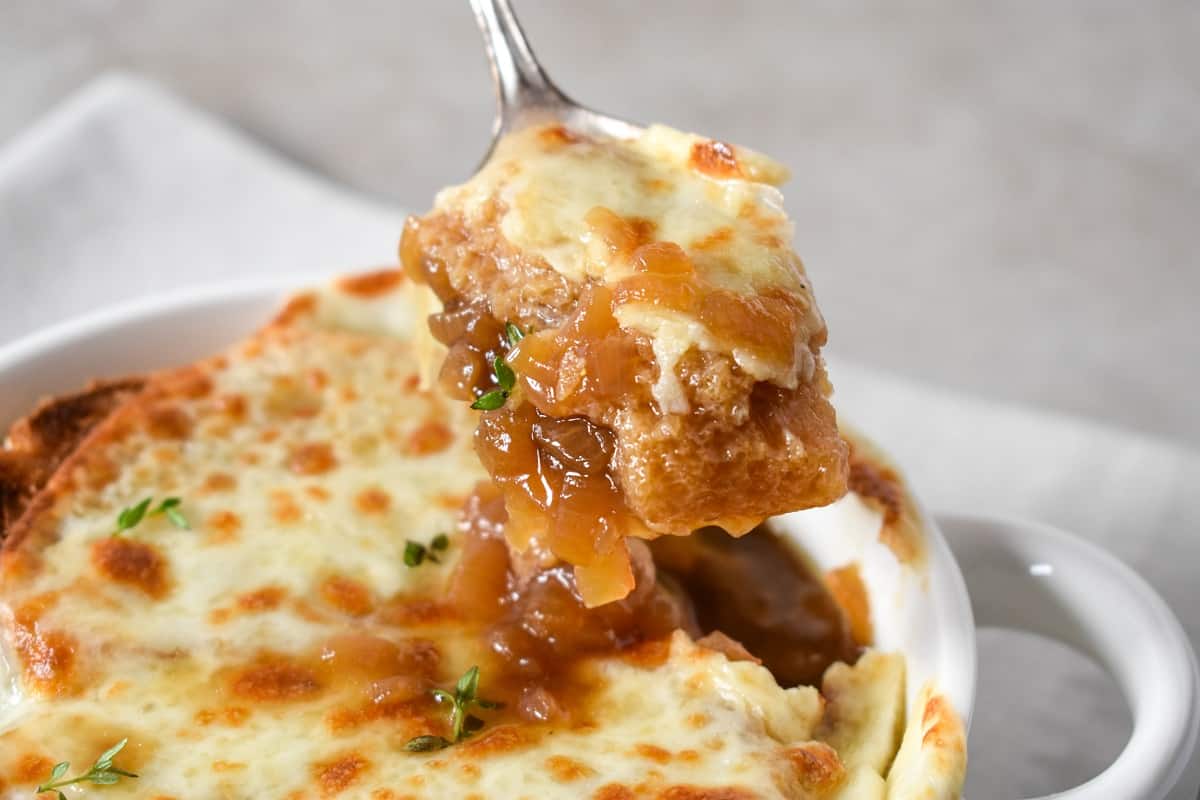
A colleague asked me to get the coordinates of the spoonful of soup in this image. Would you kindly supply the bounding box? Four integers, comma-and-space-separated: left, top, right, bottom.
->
402, 0, 849, 606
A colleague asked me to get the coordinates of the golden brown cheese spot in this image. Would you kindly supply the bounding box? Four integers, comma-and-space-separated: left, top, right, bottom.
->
307, 369, 330, 390
658, 788, 757, 800
544, 755, 596, 782
289, 442, 338, 475
91, 537, 170, 599
238, 585, 288, 612
319, 576, 374, 617
211, 587, 285, 623
265, 377, 323, 419
313, 753, 370, 797
144, 405, 193, 440
202, 472, 236, 493
81, 453, 120, 490
686, 712, 710, 730
688, 140, 742, 179
456, 725, 534, 757
634, 744, 673, 764
194, 706, 250, 727
13, 625, 77, 696
690, 226, 735, 251
921, 695, 965, 751
274, 292, 318, 326
785, 742, 846, 793
539, 125, 584, 147
270, 490, 303, 525
620, 638, 673, 669
377, 595, 459, 627
594, 785, 636, 800
306, 485, 332, 503
337, 269, 405, 298
216, 393, 248, 421
212, 760, 247, 772
206, 510, 242, 543
15, 753, 54, 782
231, 656, 323, 703
404, 420, 454, 456
825, 563, 873, 646
354, 487, 392, 515
585, 206, 658, 261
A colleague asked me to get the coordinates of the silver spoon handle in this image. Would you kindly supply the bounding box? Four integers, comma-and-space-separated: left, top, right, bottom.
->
469, 0, 569, 131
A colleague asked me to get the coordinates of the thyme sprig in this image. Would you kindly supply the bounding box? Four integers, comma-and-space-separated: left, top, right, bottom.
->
36, 738, 138, 799
404, 666, 500, 752
470, 322, 525, 411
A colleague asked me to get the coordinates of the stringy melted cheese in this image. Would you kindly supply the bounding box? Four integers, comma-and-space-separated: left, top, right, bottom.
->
0, 276, 928, 799
435, 124, 824, 412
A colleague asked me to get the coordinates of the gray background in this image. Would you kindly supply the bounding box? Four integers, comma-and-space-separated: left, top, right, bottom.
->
1, 2, 1197, 796
4, 0, 1197, 445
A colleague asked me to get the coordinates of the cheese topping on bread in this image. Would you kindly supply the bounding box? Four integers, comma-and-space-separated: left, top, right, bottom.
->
0, 275, 965, 799
431, 123, 819, 411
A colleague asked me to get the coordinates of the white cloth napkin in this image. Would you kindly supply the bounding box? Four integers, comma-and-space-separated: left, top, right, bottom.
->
1, 74, 1197, 798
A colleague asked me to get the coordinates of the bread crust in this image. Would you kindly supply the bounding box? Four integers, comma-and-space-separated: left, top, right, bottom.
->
0, 378, 144, 542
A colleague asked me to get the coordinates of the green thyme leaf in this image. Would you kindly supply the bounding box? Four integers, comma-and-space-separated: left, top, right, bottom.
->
93, 737, 128, 770
431, 533, 449, 551
504, 322, 525, 346
163, 506, 189, 529
156, 497, 189, 530
114, 498, 152, 535
493, 357, 516, 392
456, 665, 481, 701
470, 390, 508, 411
405, 735, 451, 752
403, 541, 427, 567
48, 762, 69, 781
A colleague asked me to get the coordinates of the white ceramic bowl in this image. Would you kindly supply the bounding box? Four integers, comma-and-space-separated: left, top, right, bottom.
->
0, 278, 1196, 799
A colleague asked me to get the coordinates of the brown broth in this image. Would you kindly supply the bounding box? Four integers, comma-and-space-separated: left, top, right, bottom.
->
650, 525, 861, 688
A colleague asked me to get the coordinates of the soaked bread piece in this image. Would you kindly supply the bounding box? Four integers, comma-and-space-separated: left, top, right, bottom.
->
403, 123, 848, 604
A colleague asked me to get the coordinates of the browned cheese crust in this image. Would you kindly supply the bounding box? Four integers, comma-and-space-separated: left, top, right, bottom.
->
0, 378, 145, 541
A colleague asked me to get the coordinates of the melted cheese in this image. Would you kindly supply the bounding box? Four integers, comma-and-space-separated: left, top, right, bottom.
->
0, 276, 952, 799
435, 123, 825, 413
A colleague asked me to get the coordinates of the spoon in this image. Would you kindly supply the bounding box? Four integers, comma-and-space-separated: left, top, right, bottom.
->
468, 0, 642, 167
